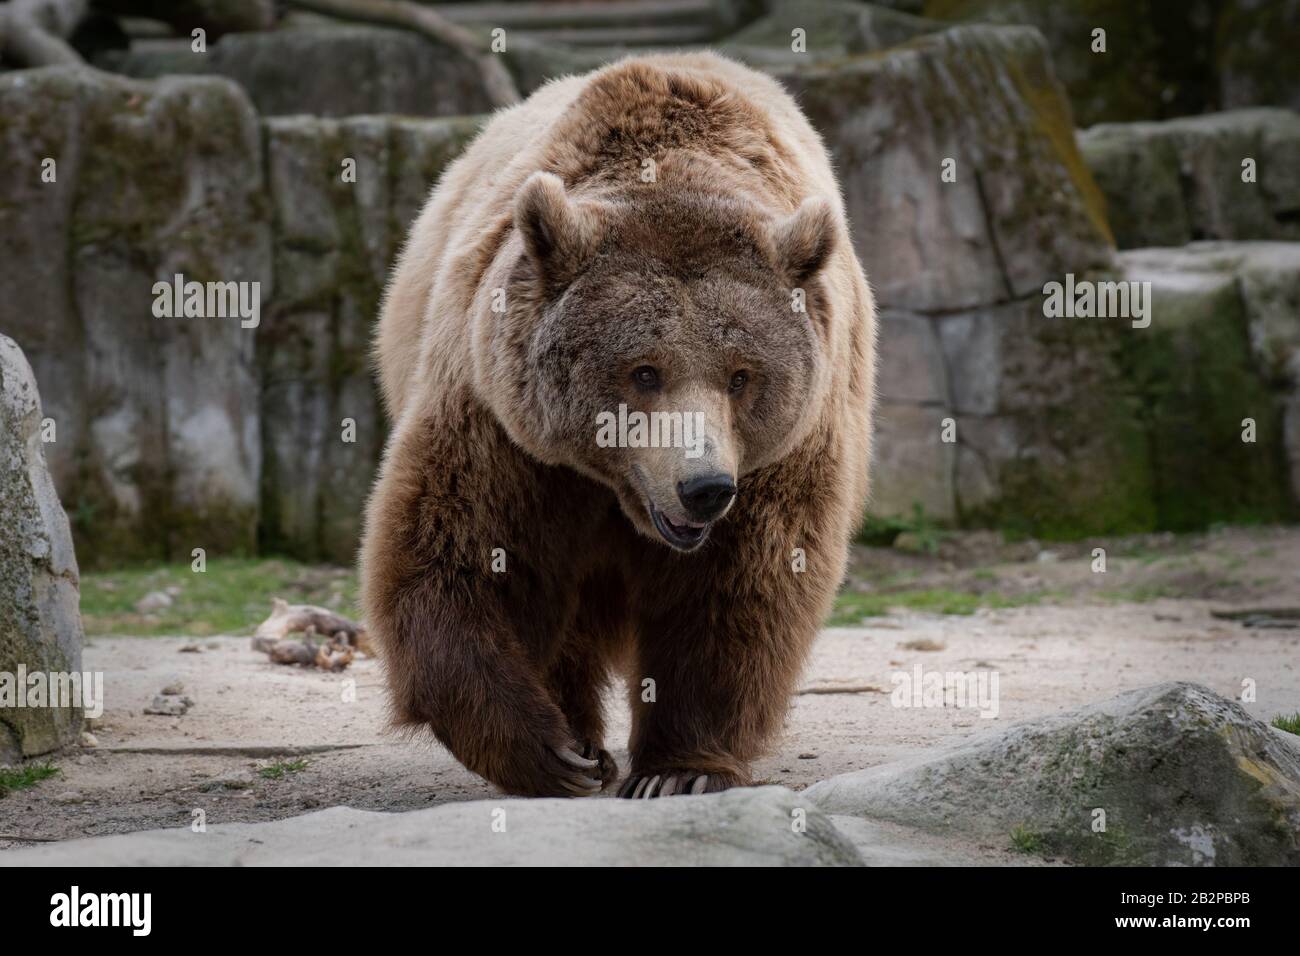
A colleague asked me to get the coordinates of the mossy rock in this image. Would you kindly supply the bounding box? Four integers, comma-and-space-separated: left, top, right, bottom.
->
0, 67, 269, 570
807, 682, 1300, 866
940, 296, 1156, 539
925, 0, 1222, 126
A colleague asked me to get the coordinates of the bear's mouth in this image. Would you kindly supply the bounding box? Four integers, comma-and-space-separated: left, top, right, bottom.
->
649, 503, 710, 551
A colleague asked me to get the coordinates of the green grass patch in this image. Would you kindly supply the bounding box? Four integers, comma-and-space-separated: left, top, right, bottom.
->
1272, 712, 1300, 736
828, 588, 1046, 625
0, 762, 59, 798
1010, 825, 1045, 855
1096, 583, 1177, 603
258, 759, 310, 780
80, 558, 359, 637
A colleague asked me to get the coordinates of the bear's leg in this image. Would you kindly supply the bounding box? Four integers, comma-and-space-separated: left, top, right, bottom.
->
543, 568, 629, 790
362, 405, 605, 797
619, 513, 840, 798
545, 644, 618, 790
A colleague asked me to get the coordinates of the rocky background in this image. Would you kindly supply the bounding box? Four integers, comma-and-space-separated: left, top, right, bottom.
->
1, 0, 1298, 569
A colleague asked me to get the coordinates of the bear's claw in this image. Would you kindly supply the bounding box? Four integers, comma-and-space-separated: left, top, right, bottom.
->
550, 743, 603, 796
616, 772, 714, 798
544, 741, 618, 797
554, 745, 599, 771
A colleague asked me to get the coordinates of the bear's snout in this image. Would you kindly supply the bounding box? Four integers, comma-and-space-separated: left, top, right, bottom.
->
677, 473, 736, 522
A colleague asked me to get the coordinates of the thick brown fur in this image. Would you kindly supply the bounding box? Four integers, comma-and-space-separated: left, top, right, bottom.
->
362, 52, 876, 797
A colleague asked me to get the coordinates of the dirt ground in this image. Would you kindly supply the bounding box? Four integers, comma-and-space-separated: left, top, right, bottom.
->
3, 525, 1298, 856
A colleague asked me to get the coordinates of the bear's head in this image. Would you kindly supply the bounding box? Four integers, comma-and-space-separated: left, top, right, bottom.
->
481, 171, 838, 552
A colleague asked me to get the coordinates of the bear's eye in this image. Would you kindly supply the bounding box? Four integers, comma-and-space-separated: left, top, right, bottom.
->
633, 366, 660, 390
729, 370, 750, 393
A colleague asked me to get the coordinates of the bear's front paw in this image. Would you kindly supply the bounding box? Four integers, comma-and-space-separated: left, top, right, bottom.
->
578, 740, 620, 792
615, 771, 739, 798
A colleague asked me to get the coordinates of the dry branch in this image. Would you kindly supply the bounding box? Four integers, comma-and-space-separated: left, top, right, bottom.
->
0, 0, 88, 67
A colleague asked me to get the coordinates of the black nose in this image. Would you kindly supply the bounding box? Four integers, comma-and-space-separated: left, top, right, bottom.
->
677, 474, 737, 521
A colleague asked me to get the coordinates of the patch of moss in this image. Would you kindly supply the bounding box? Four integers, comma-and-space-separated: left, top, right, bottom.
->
1116, 276, 1293, 532
961, 302, 1159, 540
1002, 46, 1113, 246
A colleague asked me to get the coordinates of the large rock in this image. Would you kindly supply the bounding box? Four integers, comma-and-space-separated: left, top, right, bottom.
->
0, 67, 270, 568
1079, 109, 1300, 249
779, 25, 1114, 313
259, 114, 481, 562
923, 0, 1221, 126
870, 296, 1154, 536
0, 785, 862, 866
872, 239, 1300, 535
0, 337, 84, 762
100, 26, 497, 118
773, 24, 1130, 531
1119, 242, 1300, 515
939, 296, 1155, 536
807, 682, 1300, 865
925, 0, 1300, 126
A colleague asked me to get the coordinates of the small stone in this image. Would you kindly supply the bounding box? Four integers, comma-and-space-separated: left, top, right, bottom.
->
178, 644, 202, 653
144, 694, 192, 716
135, 590, 173, 612
54, 790, 84, 805
79, 731, 98, 748
160, 679, 185, 696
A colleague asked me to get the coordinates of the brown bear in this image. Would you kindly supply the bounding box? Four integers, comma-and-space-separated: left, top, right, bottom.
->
362, 52, 876, 798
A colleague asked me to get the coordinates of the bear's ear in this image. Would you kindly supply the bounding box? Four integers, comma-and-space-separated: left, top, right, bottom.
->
771, 197, 837, 286
514, 172, 598, 281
